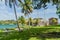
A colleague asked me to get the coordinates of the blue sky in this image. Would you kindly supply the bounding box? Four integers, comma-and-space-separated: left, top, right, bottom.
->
0, 0, 60, 23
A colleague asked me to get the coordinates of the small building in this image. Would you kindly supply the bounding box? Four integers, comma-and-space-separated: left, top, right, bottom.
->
38, 19, 45, 26
33, 18, 46, 26
49, 18, 58, 25
38, 19, 49, 26
32, 18, 42, 26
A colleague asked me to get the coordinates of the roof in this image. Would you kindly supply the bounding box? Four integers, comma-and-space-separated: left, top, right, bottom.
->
33, 18, 43, 20
49, 18, 58, 20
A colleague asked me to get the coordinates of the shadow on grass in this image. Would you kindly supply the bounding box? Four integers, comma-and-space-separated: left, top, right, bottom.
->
0, 28, 60, 40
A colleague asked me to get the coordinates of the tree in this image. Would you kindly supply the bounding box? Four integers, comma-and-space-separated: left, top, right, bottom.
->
28, 17, 33, 26
35, 18, 39, 26
2, 0, 24, 31
2, 0, 33, 31
18, 16, 26, 25
21, 0, 33, 26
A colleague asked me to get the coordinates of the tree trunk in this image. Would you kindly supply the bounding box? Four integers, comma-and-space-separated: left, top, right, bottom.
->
13, 3, 20, 31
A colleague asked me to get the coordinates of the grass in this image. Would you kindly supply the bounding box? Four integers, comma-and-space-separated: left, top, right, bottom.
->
0, 25, 60, 40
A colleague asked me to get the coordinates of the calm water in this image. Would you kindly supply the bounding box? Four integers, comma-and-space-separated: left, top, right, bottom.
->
0, 24, 17, 29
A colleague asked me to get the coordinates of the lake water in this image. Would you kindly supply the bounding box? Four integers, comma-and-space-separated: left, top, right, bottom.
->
0, 24, 17, 29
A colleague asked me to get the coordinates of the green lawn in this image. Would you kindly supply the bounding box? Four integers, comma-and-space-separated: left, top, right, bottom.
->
0, 26, 60, 40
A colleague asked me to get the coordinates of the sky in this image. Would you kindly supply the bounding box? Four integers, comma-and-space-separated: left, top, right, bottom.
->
0, 0, 60, 23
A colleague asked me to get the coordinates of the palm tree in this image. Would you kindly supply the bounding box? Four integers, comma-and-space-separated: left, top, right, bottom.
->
2, 0, 33, 31
35, 18, 39, 26
2, 0, 24, 31
13, 2, 20, 31
18, 16, 25, 25
29, 17, 33, 26
21, 0, 33, 26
